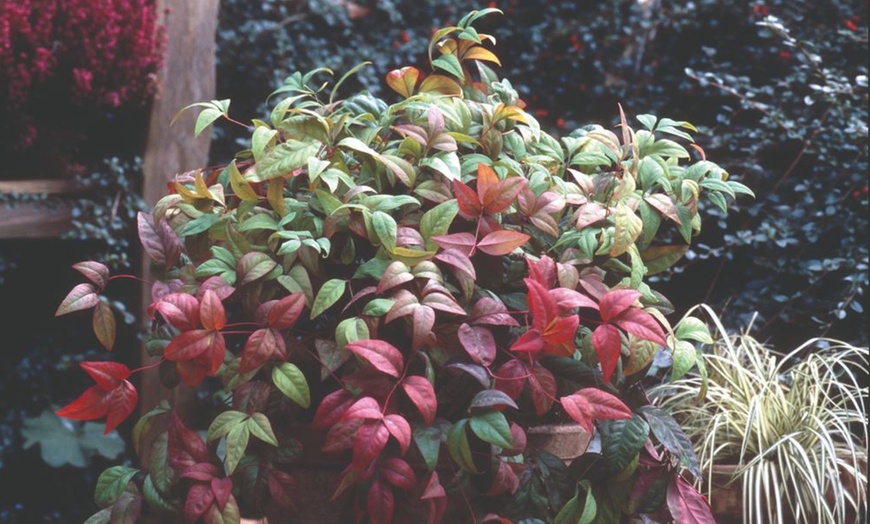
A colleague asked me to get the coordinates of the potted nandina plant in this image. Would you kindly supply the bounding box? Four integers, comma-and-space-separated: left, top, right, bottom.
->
54, 10, 753, 523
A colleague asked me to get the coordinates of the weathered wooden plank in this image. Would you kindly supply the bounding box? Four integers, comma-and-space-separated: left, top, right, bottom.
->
0, 202, 73, 239
0, 179, 79, 195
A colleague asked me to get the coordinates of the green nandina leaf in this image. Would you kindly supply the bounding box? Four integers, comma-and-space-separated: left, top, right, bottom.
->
247, 413, 279, 446
362, 298, 395, 317
237, 252, 278, 285
336, 317, 369, 350
310, 279, 347, 319
412, 426, 442, 471
84, 508, 112, 524
143, 474, 179, 514
272, 363, 311, 408
207, 411, 247, 442
21, 410, 125, 467
238, 213, 279, 232
194, 107, 223, 137
555, 483, 597, 524
132, 401, 170, 457
674, 316, 714, 344
92, 301, 116, 350
178, 213, 220, 237
432, 53, 464, 79
372, 211, 398, 252
420, 200, 459, 251
598, 415, 650, 476
640, 245, 689, 276
447, 420, 479, 473
225, 422, 250, 474
253, 140, 320, 181
148, 433, 177, 495
670, 340, 696, 382
638, 405, 701, 478
610, 203, 642, 257
252, 126, 278, 162
469, 410, 513, 449
94, 466, 139, 508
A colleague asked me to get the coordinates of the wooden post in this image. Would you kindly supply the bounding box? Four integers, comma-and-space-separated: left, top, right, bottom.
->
139, 0, 220, 441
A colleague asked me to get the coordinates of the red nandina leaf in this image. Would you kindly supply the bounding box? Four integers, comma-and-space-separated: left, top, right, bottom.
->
431, 232, 477, 256
164, 330, 214, 362
383, 414, 412, 454
92, 301, 116, 350
197, 276, 235, 302
528, 365, 556, 416
81, 361, 130, 388
421, 292, 466, 315
347, 340, 403, 378
267, 470, 300, 511
55, 386, 107, 422
549, 288, 599, 311
503, 422, 527, 456
175, 356, 210, 387
487, 460, 519, 495
240, 328, 279, 374
484, 176, 526, 215
168, 412, 210, 469
138, 212, 181, 270
181, 462, 219, 481
614, 308, 667, 346
72, 261, 109, 289
577, 387, 633, 420
458, 323, 496, 366
509, 329, 544, 354
385, 289, 419, 323
380, 457, 417, 491
267, 292, 306, 330
476, 163, 499, 203
494, 359, 529, 400
322, 418, 364, 452
210, 477, 232, 511
377, 261, 413, 294
401, 376, 437, 425
471, 297, 519, 327
453, 180, 482, 218
592, 324, 623, 383
524, 278, 558, 332
542, 314, 580, 356
154, 293, 200, 331
342, 396, 384, 422
367, 479, 395, 524
413, 305, 436, 349
667, 474, 716, 524
421, 471, 446, 500
184, 483, 215, 523
56, 283, 100, 316
353, 420, 389, 468
560, 393, 595, 434
434, 249, 476, 279
199, 290, 226, 331
527, 255, 557, 288
469, 389, 519, 412
476, 230, 530, 256
313, 389, 355, 429
599, 289, 642, 323
103, 380, 138, 434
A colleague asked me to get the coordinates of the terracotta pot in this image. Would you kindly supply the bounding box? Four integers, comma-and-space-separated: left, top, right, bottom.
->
706, 464, 743, 524
525, 424, 592, 463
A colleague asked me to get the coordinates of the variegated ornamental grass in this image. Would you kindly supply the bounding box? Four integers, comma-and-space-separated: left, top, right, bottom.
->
655, 305, 868, 524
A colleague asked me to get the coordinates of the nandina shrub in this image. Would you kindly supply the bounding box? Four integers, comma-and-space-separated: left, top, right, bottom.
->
0, 0, 164, 175
55, 10, 751, 523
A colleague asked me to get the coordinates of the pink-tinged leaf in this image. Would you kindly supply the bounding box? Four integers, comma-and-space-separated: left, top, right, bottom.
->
313, 389, 355, 429
55, 283, 100, 316
181, 462, 220, 482
396, 226, 425, 248
199, 290, 226, 331
484, 176, 526, 215
667, 475, 716, 524
367, 479, 395, 524
164, 330, 214, 362
150, 279, 185, 304
476, 230, 530, 256
92, 302, 116, 350
599, 289, 642, 323
434, 249, 476, 279
422, 292, 466, 316
645, 194, 682, 225
453, 180, 482, 218
385, 289, 419, 323
72, 261, 109, 289
576, 387, 632, 420
401, 376, 437, 425
559, 393, 594, 434
341, 396, 384, 422
380, 457, 417, 491
385, 66, 421, 98
210, 477, 232, 511
549, 288, 599, 311
184, 483, 215, 524
81, 361, 130, 387
524, 278, 558, 332
197, 276, 235, 301
267, 292, 306, 330
322, 418, 364, 452
476, 163, 499, 203
428, 105, 445, 137
383, 415, 412, 454
168, 412, 210, 468
240, 328, 279, 374
458, 323, 496, 366
393, 124, 429, 145
494, 359, 529, 400
421, 471, 446, 500
103, 380, 138, 434
503, 422, 527, 456
267, 470, 300, 511
55, 386, 107, 422
347, 340, 403, 378
341, 286, 377, 314
471, 297, 519, 327
353, 420, 389, 468
592, 324, 623, 383
528, 365, 556, 416
509, 329, 544, 354
154, 293, 201, 331
578, 268, 609, 300
574, 202, 608, 230
535, 191, 566, 214
614, 308, 667, 346
431, 232, 477, 256
527, 256, 557, 288
138, 212, 182, 270
413, 305, 436, 349
377, 261, 413, 294
486, 460, 519, 495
